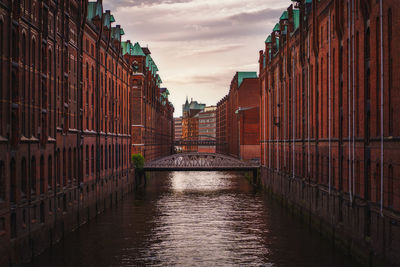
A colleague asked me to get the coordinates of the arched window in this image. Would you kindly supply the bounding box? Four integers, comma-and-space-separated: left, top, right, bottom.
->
21, 158, 27, 197
10, 159, 16, 203
40, 156, 44, 194
0, 161, 5, 201
12, 29, 18, 61
48, 156, 52, 190
31, 157, 36, 195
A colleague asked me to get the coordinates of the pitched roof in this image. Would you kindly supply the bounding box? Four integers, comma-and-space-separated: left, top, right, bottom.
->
131, 42, 145, 56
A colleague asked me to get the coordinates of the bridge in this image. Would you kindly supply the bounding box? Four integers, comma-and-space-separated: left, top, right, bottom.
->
144, 153, 259, 182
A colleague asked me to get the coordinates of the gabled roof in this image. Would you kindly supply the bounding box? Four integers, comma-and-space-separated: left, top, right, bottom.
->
237, 72, 257, 87
273, 23, 280, 32
132, 42, 145, 56
280, 11, 288, 20
265, 35, 272, 43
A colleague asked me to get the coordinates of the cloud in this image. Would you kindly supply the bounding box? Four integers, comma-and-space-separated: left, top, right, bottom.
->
102, 0, 289, 115
107, 0, 193, 8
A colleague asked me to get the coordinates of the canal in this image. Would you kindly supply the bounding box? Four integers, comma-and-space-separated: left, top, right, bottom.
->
26, 172, 360, 266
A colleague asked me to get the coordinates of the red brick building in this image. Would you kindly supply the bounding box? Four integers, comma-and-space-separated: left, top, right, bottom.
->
216, 72, 260, 160
259, 0, 400, 264
181, 98, 205, 152
123, 42, 174, 162
0, 0, 173, 264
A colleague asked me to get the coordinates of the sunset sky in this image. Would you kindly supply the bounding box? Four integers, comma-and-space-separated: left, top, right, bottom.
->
103, 0, 289, 116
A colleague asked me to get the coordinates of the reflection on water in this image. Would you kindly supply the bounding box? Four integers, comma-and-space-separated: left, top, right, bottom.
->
27, 172, 359, 267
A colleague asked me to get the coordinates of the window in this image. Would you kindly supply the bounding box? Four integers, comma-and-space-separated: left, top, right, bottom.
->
10, 159, 16, 203
48, 156, 52, 190
21, 158, 27, 198
31, 157, 36, 195
40, 156, 44, 194
86, 145, 89, 176
63, 149, 66, 185
91, 146, 94, 174
68, 149, 72, 183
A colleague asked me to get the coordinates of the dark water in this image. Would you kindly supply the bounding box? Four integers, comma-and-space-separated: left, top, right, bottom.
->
27, 172, 360, 266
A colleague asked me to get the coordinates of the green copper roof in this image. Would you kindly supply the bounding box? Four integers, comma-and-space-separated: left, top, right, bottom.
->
306, 0, 312, 3
110, 15, 115, 22
237, 72, 257, 87
87, 2, 103, 21
273, 23, 280, 32
265, 35, 272, 43
121, 41, 130, 55
293, 9, 300, 31
120, 28, 125, 35
103, 12, 111, 28
111, 27, 121, 40
131, 42, 145, 56
280, 11, 288, 20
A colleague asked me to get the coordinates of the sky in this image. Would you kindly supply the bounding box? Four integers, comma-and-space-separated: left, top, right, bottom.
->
103, 0, 289, 116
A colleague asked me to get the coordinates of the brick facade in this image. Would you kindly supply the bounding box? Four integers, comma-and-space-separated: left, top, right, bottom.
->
0, 0, 173, 264
216, 72, 260, 160
259, 0, 400, 264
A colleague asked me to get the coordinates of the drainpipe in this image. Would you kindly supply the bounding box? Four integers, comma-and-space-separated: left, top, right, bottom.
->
292, 50, 295, 179
379, 0, 384, 215
329, 9, 332, 194
348, 0, 352, 204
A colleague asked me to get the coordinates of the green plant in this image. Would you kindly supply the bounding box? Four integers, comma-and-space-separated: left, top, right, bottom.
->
131, 153, 145, 170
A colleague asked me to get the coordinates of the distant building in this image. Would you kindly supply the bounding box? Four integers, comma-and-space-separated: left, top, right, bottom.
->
181, 98, 206, 152
198, 106, 217, 153
174, 117, 183, 141
216, 72, 260, 160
